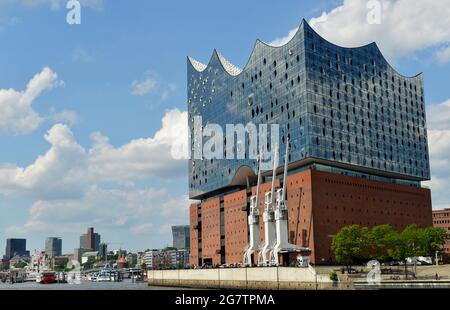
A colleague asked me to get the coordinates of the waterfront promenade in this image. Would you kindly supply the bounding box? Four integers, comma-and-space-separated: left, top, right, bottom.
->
148, 265, 450, 290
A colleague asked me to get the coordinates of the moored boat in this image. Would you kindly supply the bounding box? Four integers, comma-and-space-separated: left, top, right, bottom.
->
36, 272, 57, 284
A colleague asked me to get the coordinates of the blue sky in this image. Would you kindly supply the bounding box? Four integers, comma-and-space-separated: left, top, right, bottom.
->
0, 0, 449, 255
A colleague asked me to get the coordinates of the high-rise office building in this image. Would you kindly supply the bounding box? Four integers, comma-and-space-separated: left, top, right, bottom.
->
98, 242, 108, 259
79, 227, 101, 251
79, 234, 87, 249
187, 20, 432, 266
4, 238, 29, 260
172, 225, 190, 249
45, 237, 62, 258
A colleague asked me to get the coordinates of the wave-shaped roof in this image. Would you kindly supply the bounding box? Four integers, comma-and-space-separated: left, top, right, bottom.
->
188, 19, 421, 79
187, 56, 207, 72
216, 51, 242, 76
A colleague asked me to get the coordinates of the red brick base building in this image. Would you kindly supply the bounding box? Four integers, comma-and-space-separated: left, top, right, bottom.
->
190, 168, 433, 266
432, 209, 450, 261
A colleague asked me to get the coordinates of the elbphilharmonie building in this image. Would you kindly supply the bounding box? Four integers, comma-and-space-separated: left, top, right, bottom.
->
188, 20, 432, 266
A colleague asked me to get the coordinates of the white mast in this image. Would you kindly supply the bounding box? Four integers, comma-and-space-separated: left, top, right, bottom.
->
272, 138, 300, 266
243, 149, 263, 267
258, 144, 278, 266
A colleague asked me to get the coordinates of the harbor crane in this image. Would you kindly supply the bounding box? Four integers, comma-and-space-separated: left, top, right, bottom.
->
243, 149, 263, 267
258, 144, 279, 266
270, 138, 303, 266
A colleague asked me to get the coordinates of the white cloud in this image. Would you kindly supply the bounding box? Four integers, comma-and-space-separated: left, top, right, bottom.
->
0, 108, 188, 200
424, 99, 450, 210
131, 223, 154, 235
435, 45, 450, 64
131, 78, 156, 96
131, 72, 177, 102
2, 109, 191, 235
270, 28, 298, 47
427, 99, 450, 130
5, 185, 190, 235
0, 67, 63, 135
271, 0, 450, 63
47, 108, 79, 126
158, 223, 172, 235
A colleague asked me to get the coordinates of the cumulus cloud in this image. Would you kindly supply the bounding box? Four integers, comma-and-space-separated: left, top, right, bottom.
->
47, 108, 79, 126
270, 0, 450, 63
131, 71, 177, 103
0, 108, 188, 200
2, 109, 191, 235
0, 67, 63, 134
427, 99, 450, 130
5, 185, 190, 235
270, 28, 299, 47
423, 99, 450, 210
131, 223, 154, 235
131, 78, 156, 96
435, 45, 450, 64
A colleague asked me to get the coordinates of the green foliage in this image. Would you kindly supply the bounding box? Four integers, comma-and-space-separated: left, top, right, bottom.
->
53, 260, 69, 272
13, 261, 28, 269
0, 265, 9, 271
390, 225, 424, 261
369, 224, 396, 262
332, 224, 447, 266
331, 224, 370, 266
329, 271, 339, 282
421, 226, 447, 256
82, 256, 97, 269
162, 247, 178, 252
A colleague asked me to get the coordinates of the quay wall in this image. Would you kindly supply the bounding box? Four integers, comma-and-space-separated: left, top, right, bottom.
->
147, 267, 354, 290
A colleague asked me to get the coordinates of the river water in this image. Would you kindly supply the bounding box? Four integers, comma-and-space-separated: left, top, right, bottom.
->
0, 279, 180, 290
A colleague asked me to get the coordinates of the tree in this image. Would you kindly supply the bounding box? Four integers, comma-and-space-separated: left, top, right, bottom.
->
0, 264, 10, 271
332, 224, 445, 278
82, 256, 96, 269
329, 271, 338, 282
369, 224, 396, 262
420, 227, 447, 257
331, 225, 370, 272
390, 225, 425, 278
391, 225, 423, 260
13, 261, 28, 269
163, 247, 177, 251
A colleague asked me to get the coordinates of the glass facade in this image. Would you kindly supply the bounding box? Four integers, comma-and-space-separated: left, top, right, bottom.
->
172, 225, 190, 250
188, 20, 430, 199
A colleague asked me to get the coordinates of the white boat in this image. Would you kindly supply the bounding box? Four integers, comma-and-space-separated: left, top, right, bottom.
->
25, 271, 40, 282
90, 264, 120, 282
88, 273, 98, 282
